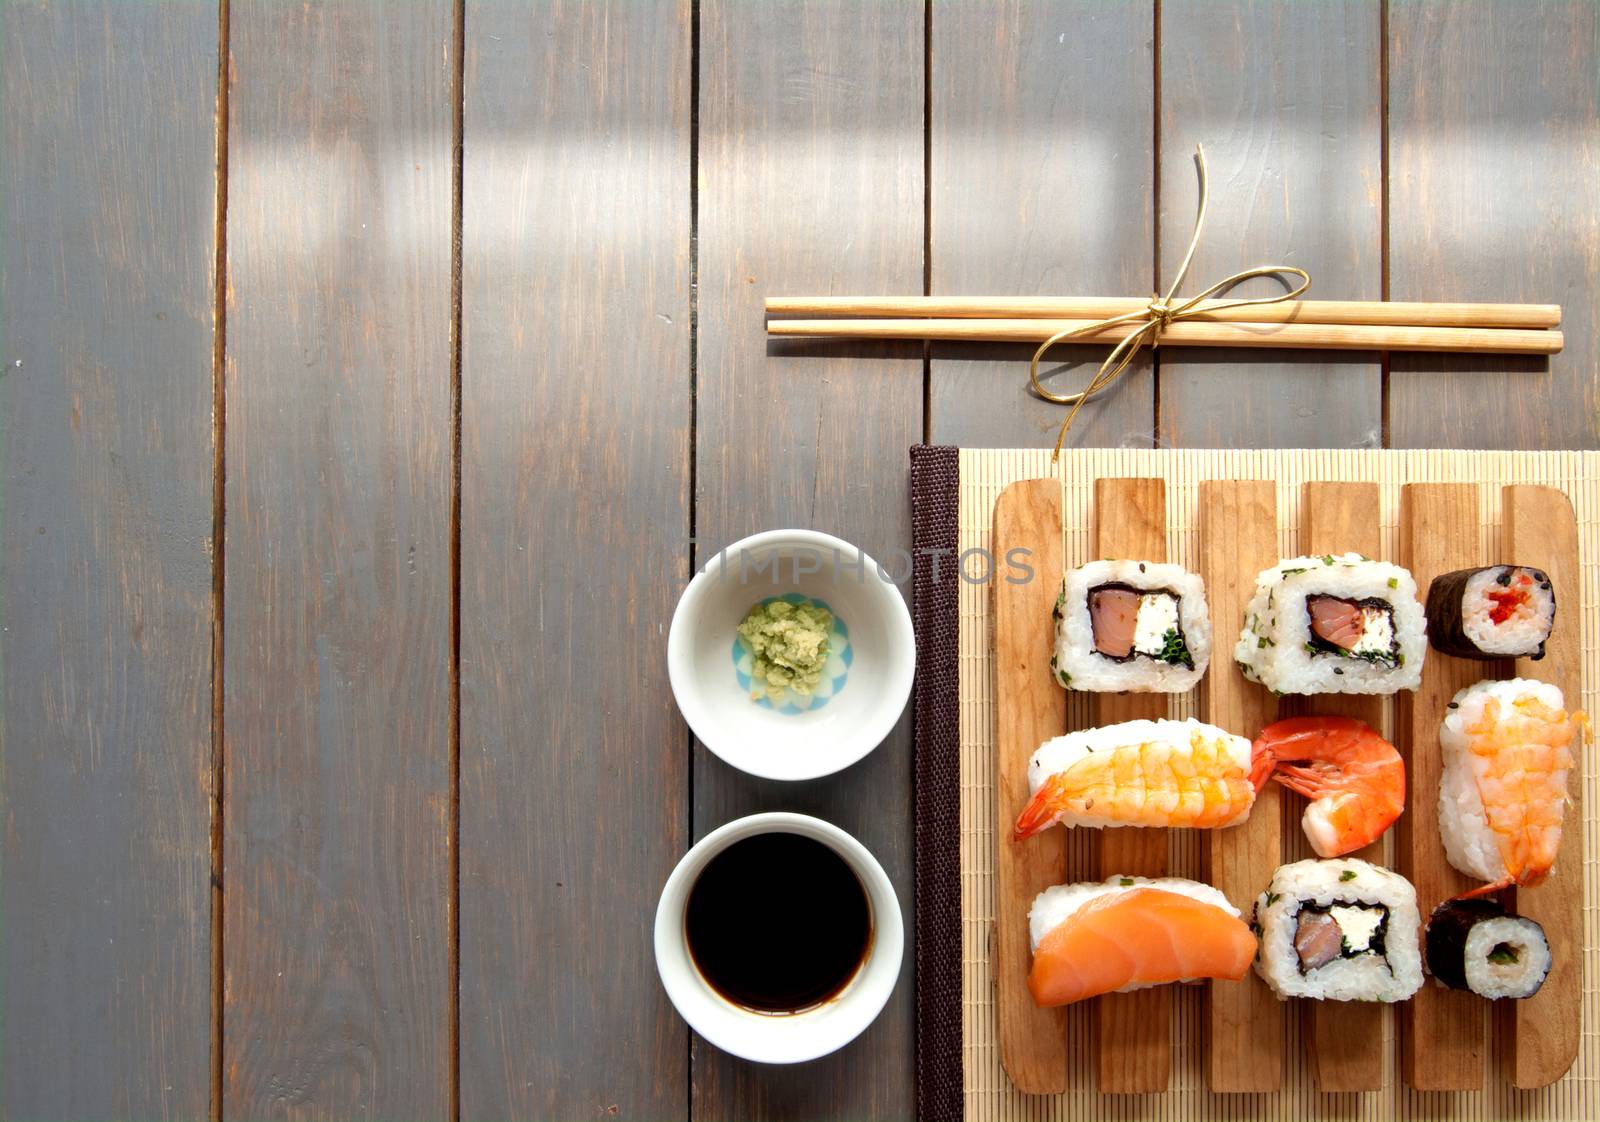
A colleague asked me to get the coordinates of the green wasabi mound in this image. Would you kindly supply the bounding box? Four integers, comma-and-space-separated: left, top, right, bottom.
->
738, 599, 833, 701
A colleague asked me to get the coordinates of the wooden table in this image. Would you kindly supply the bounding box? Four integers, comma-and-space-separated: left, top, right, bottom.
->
1, 2, 1593, 1118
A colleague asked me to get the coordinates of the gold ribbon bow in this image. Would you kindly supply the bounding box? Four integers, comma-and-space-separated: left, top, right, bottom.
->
1030, 143, 1311, 458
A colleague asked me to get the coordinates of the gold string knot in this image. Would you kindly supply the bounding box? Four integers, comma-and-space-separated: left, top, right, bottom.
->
1030, 143, 1311, 459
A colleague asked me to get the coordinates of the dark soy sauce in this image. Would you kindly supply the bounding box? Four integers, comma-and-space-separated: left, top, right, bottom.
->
685, 831, 872, 1014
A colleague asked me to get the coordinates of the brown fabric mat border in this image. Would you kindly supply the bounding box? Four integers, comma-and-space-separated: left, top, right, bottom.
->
911, 444, 963, 1122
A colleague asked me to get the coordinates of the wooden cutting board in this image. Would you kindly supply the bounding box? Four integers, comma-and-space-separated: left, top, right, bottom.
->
992, 474, 1582, 1095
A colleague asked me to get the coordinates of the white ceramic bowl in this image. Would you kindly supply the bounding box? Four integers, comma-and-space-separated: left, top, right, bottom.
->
654, 812, 904, 1064
668, 529, 914, 781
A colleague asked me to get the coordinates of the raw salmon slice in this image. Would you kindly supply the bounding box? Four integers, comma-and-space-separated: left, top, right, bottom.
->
1307, 595, 1364, 650
1027, 888, 1257, 1007
1089, 586, 1140, 658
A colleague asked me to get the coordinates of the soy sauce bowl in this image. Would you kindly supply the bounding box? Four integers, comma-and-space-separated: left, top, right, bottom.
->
654, 812, 904, 1065
667, 529, 915, 781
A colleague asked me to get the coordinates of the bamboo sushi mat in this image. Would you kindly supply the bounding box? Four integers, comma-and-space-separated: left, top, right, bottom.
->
955, 449, 1600, 1122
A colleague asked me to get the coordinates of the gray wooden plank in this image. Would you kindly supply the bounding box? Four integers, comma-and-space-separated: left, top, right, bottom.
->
221, 1, 455, 1114
930, 0, 1155, 448
1387, 0, 1598, 449
456, 1, 693, 1117
695, 1, 921, 1116
1158, 0, 1383, 449
0, 2, 216, 1116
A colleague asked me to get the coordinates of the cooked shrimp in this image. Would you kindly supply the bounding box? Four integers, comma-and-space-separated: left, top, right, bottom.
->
1014, 723, 1258, 839
1251, 716, 1405, 858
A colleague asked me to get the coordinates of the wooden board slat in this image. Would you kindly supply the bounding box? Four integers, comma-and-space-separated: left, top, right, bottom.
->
1503, 485, 1583, 1087
1092, 477, 1171, 1094
993, 480, 1069, 1094
1158, 0, 1383, 449
222, 2, 454, 1114
1397, 483, 1485, 1090
929, 0, 1154, 448
1299, 481, 1388, 1091
693, 1, 921, 1116
1197, 480, 1283, 1092
456, 1, 693, 1117
1387, 1, 1599, 449
0, 3, 216, 1115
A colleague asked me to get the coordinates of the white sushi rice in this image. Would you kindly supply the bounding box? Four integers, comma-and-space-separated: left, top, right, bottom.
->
1030, 876, 1238, 970
1460, 914, 1552, 999
1233, 553, 1426, 695
1253, 858, 1423, 1002
1438, 677, 1570, 883
1054, 560, 1211, 692
1460, 567, 1556, 656
1026, 719, 1253, 828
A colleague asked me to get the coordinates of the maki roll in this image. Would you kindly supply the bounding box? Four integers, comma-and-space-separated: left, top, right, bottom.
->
1424, 898, 1551, 999
1253, 858, 1423, 1002
1438, 678, 1580, 889
1052, 560, 1211, 692
1028, 876, 1257, 1007
1425, 565, 1555, 660
1234, 553, 1425, 695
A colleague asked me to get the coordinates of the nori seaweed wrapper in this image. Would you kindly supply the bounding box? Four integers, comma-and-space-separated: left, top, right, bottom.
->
1424, 898, 1506, 990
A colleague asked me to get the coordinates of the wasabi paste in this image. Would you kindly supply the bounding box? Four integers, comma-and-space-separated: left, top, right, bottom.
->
737, 599, 832, 701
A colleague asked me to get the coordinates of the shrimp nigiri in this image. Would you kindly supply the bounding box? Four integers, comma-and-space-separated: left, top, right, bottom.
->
1014, 719, 1257, 839
1251, 716, 1406, 857
1439, 679, 1585, 893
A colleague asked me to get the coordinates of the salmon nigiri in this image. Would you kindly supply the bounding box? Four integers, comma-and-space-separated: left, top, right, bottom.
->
1027, 877, 1257, 1007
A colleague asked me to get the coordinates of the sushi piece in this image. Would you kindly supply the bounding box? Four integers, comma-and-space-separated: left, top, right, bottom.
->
1438, 678, 1582, 891
1251, 716, 1405, 857
1028, 876, 1257, 1007
1234, 553, 1426, 695
1015, 719, 1257, 838
1253, 858, 1423, 1002
1424, 898, 1551, 999
1052, 560, 1211, 692
1425, 565, 1556, 660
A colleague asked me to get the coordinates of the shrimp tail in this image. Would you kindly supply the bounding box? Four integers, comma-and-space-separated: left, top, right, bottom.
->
1271, 763, 1335, 800
1014, 774, 1069, 841
1248, 741, 1276, 793
1454, 878, 1515, 902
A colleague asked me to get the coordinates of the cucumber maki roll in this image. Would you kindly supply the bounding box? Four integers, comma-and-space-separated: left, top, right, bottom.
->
1424, 898, 1550, 999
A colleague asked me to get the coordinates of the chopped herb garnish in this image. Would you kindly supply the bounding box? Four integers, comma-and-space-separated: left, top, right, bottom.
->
1257, 636, 1273, 648
1279, 568, 1308, 577
1321, 555, 1336, 566
1119, 877, 1135, 887
1266, 893, 1281, 906
1159, 628, 1194, 669
1306, 639, 1401, 668
1058, 668, 1071, 687
1387, 577, 1399, 589
1340, 870, 1357, 882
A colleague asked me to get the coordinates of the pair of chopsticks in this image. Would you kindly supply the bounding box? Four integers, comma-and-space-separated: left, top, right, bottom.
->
765, 296, 1564, 355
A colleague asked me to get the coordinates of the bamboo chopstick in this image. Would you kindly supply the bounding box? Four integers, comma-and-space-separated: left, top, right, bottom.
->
766, 317, 1564, 355
765, 296, 1562, 330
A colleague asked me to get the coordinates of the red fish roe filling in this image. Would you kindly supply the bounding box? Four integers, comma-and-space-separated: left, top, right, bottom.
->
1486, 574, 1533, 625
